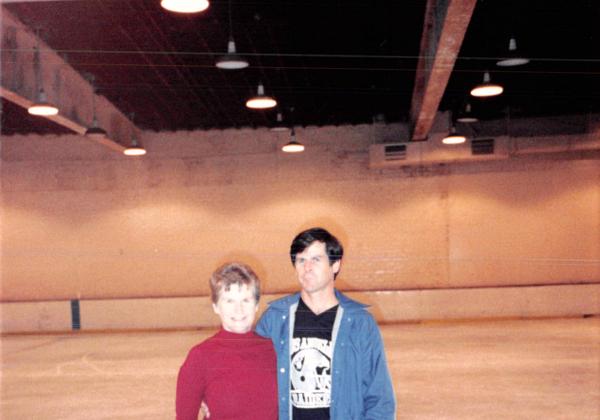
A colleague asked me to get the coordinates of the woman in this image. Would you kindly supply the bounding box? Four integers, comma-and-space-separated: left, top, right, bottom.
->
176, 262, 278, 419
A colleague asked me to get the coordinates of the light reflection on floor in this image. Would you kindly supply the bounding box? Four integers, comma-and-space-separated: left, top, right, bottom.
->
2, 318, 599, 419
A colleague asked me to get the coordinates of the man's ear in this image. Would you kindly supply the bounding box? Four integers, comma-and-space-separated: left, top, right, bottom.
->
212, 303, 220, 315
332, 260, 341, 275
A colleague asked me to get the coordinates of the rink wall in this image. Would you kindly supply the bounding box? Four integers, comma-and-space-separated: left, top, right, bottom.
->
1, 284, 599, 333
1, 120, 599, 332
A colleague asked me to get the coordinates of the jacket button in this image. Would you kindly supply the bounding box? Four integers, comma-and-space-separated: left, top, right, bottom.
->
282, 315, 287, 320
280, 368, 286, 373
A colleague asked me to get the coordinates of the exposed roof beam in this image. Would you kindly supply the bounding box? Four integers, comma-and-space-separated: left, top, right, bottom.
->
409, 0, 476, 141
0, 6, 130, 152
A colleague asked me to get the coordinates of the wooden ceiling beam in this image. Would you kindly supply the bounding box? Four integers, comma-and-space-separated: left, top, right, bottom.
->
409, 0, 476, 141
1, 6, 129, 152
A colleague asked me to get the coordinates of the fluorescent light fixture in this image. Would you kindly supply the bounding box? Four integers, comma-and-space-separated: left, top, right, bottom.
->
161, 0, 209, 13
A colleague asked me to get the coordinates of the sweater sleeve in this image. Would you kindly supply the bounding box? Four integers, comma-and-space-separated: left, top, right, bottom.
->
176, 347, 206, 420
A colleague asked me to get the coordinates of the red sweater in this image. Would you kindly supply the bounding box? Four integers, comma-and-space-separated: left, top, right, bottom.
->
176, 329, 278, 420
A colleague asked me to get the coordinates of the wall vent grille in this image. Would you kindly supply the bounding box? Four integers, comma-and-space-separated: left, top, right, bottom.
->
384, 144, 407, 160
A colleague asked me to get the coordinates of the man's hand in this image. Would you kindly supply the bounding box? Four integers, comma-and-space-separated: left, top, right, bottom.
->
200, 401, 210, 419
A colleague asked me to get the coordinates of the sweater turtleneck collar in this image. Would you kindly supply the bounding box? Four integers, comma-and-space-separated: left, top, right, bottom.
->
216, 328, 256, 340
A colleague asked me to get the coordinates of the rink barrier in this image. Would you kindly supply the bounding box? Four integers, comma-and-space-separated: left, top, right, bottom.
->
1, 283, 599, 333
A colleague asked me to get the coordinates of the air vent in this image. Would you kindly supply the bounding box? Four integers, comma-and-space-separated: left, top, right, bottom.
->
384, 144, 407, 160
471, 138, 495, 155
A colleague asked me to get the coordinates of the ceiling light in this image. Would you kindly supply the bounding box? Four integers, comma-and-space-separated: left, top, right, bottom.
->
442, 125, 467, 145
28, 44, 59, 116
160, 0, 209, 13
85, 118, 108, 139
246, 83, 277, 109
85, 78, 108, 139
216, 0, 248, 70
215, 40, 249, 70
123, 138, 146, 156
470, 71, 503, 97
496, 37, 530, 67
270, 112, 289, 132
28, 89, 59, 116
282, 128, 304, 153
456, 102, 478, 123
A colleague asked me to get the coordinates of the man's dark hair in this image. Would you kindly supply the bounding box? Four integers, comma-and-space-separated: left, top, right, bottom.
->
290, 227, 344, 266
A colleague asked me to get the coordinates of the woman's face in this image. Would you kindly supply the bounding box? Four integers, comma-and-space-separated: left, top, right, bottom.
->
212, 283, 258, 334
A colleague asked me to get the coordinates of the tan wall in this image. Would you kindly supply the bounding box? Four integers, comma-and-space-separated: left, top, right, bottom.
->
1, 124, 599, 302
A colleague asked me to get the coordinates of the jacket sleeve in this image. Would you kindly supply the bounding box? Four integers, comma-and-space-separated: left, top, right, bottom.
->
255, 308, 272, 338
361, 316, 397, 420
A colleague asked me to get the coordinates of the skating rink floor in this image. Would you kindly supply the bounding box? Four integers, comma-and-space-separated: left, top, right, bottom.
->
2, 317, 599, 419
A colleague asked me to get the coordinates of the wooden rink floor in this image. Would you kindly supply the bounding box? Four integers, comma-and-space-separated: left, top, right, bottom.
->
1, 318, 599, 420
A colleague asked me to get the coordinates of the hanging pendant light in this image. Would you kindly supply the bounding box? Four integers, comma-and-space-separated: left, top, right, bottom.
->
456, 102, 478, 123
442, 111, 466, 145
28, 44, 58, 116
442, 126, 467, 145
85, 117, 108, 139
123, 113, 146, 156
123, 137, 146, 156
85, 77, 108, 139
270, 112, 289, 132
246, 83, 277, 109
161, 0, 209, 13
216, 40, 249, 70
28, 88, 59, 116
470, 71, 503, 97
215, 0, 248, 70
282, 127, 304, 153
496, 37, 530, 67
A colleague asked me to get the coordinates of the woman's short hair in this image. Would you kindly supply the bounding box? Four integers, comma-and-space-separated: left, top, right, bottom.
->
209, 262, 261, 304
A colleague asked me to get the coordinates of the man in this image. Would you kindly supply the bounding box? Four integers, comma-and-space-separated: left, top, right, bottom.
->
256, 227, 396, 419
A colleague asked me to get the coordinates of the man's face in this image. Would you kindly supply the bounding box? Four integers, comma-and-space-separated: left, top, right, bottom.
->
212, 283, 258, 334
294, 241, 340, 295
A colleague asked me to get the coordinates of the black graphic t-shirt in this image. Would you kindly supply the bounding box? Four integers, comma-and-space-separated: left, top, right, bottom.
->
291, 298, 338, 420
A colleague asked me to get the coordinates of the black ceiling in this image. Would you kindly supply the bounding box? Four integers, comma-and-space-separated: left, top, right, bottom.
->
1, 0, 599, 136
